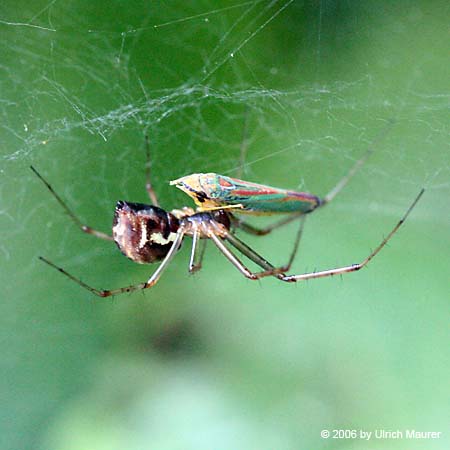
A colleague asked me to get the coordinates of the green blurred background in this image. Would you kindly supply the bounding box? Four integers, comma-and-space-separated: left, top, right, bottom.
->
0, 1, 448, 449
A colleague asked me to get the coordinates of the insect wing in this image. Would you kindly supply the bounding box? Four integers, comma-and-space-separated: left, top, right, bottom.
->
215, 175, 321, 214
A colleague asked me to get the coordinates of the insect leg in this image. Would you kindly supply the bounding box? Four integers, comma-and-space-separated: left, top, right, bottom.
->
144, 134, 159, 206
31, 166, 113, 241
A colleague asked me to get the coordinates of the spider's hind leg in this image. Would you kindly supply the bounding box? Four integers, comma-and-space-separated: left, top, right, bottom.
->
39, 229, 186, 297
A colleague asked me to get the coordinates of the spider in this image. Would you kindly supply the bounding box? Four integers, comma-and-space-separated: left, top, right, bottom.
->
32, 137, 423, 297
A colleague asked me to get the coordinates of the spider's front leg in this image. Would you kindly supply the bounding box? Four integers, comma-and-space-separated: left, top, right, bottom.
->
272, 189, 425, 283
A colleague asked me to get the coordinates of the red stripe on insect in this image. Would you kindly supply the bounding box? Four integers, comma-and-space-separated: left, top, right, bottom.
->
287, 192, 319, 202
219, 178, 233, 188
232, 189, 280, 196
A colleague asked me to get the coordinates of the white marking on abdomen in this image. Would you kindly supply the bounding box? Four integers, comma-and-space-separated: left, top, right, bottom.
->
113, 220, 127, 240
139, 226, 148, 248
150, 231, 177, 245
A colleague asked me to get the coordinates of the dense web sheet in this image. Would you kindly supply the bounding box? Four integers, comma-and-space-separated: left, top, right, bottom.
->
0, 0, 448, 266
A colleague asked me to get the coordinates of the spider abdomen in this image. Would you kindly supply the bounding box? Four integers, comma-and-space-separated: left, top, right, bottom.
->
113, 201, 180, 264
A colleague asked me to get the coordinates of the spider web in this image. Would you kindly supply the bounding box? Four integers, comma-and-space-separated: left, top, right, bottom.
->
0, 2, 449, 449
1, 1, 448, 268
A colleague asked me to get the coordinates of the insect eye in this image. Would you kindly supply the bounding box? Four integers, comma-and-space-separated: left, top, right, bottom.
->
195, 191, 208, 203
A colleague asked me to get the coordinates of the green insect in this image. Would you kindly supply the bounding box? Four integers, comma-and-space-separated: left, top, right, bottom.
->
170, 172, 322, 215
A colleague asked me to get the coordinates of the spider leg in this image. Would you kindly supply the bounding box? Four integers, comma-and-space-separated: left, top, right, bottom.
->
321, 121, 395, 206
39, 230, 185, 297
232, 212, 303, 236
231, 214, 306, 273
188, 231, 207, 273
208, 234, 258, 280
231, 124, 395, 275
224, 232, 284, 274
276, 189, 424, 282
144, 134, 159, 206
39, 256, 113, 296
209, 233, 291, 282
237, 107, 250, 179
278, 215, 305, 272
30, 166, 113, 241
143, 229, 185, 287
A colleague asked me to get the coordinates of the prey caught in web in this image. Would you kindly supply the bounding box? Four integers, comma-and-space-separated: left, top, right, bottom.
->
31, 135, 424, 297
